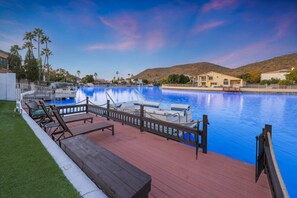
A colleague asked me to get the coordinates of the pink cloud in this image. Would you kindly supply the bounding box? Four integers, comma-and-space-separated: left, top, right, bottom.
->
202, 0, 237, 13
145, 31, 165, 50
275, 13, 297, 38
85, 40, 136, 51
211, 41, 270, 67
99, 15, 139, 39
193, 21, 225, 33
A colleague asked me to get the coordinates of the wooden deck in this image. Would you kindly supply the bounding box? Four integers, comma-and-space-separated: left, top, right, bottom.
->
66, 115, 270, 198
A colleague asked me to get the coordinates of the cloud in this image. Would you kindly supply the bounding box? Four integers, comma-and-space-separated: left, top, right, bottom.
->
275, 12, 297, 38
145, 31, 165, 50
99, 15, 139, 39
193, 21, 225, 33
85, 40, 136, 51
88, 3, 198, 52
202, 0, 237, 13
0, 19, 17, 25
211, 41, 270, 67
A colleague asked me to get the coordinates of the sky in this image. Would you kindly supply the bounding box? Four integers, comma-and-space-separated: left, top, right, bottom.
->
0, 0, 297, 80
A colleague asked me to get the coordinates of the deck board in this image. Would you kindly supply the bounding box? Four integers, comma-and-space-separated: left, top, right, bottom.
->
68, 115, 270, 197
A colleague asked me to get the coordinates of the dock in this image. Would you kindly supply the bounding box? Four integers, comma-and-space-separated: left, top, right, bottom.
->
223, 87, 241, 92
65, 115, 270, 197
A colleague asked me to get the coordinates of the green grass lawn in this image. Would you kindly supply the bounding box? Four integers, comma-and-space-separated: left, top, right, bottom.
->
0, 101, 80, 198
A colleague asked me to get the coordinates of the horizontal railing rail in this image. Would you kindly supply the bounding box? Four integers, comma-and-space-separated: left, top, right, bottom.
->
256, 125, 289, 198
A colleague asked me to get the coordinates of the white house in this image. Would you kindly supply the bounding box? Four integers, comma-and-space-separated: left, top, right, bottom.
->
261, 68, 294, 81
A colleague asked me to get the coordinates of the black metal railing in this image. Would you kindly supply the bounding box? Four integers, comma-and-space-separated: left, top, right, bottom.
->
256, 125, 289, 198
56, 98, 208, 159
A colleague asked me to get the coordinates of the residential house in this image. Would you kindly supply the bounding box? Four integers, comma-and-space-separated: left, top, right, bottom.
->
261, 68, 294, 81
0, 49, 9, 69
197, 71, 243, 87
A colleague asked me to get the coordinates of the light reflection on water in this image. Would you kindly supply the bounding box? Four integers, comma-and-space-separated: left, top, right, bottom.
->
50, 86, 297, 196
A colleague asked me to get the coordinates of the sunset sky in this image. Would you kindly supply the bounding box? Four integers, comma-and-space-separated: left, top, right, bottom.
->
0, 0, 297, 80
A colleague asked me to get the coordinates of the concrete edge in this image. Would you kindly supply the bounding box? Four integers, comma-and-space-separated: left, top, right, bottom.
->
20, 105, 107, 198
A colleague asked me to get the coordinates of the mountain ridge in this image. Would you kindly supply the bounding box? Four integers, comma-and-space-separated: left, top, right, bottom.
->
133, 53, 297, 81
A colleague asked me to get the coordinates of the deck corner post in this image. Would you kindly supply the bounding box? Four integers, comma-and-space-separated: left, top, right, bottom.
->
264, 124, 272, 138
140, 105, 144, 132
107, 100, 110, 120
202, 114, 208, 154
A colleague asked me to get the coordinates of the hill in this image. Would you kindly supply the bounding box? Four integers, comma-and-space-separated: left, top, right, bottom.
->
133, 62, 231, 81
228, 53, 297, 76
133, 53, 297, 81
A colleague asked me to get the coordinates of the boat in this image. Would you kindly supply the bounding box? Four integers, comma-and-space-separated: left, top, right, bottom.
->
54, 86, 77, 99
49, 82, 77, 99
104, 87, 194, 125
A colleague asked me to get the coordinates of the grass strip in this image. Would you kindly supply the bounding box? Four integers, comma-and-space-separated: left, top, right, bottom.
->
0, 101, 80, 198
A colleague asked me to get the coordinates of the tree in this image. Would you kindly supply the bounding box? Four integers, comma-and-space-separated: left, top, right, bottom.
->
279, 79, 293, 85
159, 78, 168, 84
142, 79, 149, 84
22, 42, 34, 60
41, 35, 51, 81
179, 74, 190, 84
286, 68, 297, 83
23, 32, 39, 82
238, 70, 260, 83
33, 28, 44, 63
81, 75, 94, 83
24, 57, 39, 82
8, 45, 24, 82
116, 71, 119, 80
94, 72, 98, 80
77, 70, 81, 78
41, 48, 53, 81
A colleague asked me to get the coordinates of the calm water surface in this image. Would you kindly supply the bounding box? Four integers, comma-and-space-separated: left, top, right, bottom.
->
51, 86, 297, 196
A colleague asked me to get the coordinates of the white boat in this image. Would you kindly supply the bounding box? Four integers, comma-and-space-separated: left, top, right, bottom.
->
54, 86, 77, 99
49, 82, 77, 99
105, 88, 194, 125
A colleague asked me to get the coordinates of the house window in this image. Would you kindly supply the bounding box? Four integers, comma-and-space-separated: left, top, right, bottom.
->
200, 76, 206, 81
208, 76, 213, 80
223, 79, 228, 85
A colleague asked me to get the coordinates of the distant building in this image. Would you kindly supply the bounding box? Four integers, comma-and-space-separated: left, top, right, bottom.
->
0, 49, 9, 69
197, 71, 243, 87
261, 68, 294, 81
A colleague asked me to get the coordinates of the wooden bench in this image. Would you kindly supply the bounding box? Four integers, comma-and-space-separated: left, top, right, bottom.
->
61, 135, 151, 198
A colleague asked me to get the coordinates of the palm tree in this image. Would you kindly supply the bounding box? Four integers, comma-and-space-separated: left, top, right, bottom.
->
77, 70, 81, 78
116, 71, 119, 80
41, 35, 51, 81
41, 48, 53, 81
41, 35, 51, 50
94, 72, 98, 80
33, 28, 44, 62
23, 32, 35, 53
11, 45, 21, 55
22, 41, 35, 61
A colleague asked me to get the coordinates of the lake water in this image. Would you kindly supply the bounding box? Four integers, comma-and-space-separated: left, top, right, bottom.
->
50, 86, 297, 196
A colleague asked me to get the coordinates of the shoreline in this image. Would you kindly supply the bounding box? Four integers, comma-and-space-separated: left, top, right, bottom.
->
161, 85, 297, 94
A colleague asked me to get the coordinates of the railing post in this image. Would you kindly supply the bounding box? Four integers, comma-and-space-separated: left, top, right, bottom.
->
264, 124, 272, 138
107, 100, 110, 120
86, 97, 89, 113
140, 105, 144, 132
202, 114, 208, 154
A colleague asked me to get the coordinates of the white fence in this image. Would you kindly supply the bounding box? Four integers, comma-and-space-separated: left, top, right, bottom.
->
0, 73, 16, 101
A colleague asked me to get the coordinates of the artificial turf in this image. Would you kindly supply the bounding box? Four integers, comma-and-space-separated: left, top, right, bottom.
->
0, 101, 80, 198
